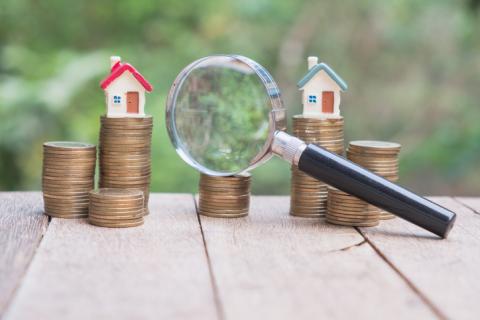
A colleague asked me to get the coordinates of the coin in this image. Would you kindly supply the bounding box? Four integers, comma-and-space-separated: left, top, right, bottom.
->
98, 116, 152, 213
198, 174, 251, 218
88, 187, 146, 228
42, 141, 96, 219
88, 218, 144, 228
349, 140, 401, 151
289, 116, 344, 220
326, 218, 379, 227
44, 141, 96, 149
345, 140, 401, 222
45, 212, 88, 219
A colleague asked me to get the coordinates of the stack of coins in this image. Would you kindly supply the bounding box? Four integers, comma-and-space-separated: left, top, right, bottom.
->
88, 188, 144, 228
290, 115, 344, 217
347, 140, 401, 219
198, 173, 251, 218
326, 187, 380, 227
99, 116, 153, 215
42, 141, 96, 218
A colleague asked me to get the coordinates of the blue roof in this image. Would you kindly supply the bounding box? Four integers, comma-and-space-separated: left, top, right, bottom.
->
297, 63, 348, 91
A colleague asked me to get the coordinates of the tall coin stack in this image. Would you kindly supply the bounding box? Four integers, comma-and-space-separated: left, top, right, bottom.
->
347, 140, 401, 220
290, 115, 344, 217
99, 115, 153, 215
198, 174, 251, 218
88, 188, 145, 228
42, 141, 96, 218
326, 187, 380, 227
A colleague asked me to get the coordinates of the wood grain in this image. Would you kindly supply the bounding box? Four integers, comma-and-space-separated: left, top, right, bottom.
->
4, 194, 217, 320
0, 192, 48, 318
359, 197, 480, 320
198, 196, 437, 320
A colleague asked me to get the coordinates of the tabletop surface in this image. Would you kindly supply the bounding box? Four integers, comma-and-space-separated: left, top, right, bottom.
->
0, 192, 479, 320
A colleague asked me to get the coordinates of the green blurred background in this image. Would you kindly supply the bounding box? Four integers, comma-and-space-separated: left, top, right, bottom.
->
1, 0, 479, 195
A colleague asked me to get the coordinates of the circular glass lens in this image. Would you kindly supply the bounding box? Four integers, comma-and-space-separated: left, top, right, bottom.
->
167, 55, 283, 175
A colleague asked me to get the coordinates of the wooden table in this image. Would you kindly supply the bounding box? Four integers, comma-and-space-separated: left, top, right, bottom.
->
1, 193, 479, 320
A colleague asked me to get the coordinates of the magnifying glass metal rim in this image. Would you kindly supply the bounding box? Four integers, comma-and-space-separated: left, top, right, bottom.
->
165, 54, 286, 176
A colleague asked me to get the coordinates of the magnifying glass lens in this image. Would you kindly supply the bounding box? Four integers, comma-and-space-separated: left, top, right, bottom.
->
170, 56, 272, 175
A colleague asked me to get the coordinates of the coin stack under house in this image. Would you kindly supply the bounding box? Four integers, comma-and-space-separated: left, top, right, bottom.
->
99, 115, 153, 215
42, 142, 96, 218
198, 173, 251, 218
347, 140, 401, 220
290, 115, 345, 217
88, 188, 145, 228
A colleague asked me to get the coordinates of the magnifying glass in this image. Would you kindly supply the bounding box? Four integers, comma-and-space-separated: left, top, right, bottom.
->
166, 55, 456, 238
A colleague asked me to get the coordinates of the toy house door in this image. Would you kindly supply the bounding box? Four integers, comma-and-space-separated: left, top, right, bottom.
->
322, 91, 334, 113
127, 92, 139, 113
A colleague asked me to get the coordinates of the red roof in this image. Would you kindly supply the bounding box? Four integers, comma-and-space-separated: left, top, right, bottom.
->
100, 62, 153, 92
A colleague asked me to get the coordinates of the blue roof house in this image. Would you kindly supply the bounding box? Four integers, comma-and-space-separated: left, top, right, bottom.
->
297, 56, 348, 118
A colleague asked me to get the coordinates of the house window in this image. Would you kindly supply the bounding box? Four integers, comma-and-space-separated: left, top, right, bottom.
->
308, 95, 317, 103
113, 95, 121, 104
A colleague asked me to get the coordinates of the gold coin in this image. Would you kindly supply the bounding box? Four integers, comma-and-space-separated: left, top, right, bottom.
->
90, 188, 143, 197
89, 204, 144, 213
89, 197, 144, 204
326, 218, 379, 227
45, 212, 88, 219
99, 139, 151, 146
44, 206, 88, 213
327, 209, 379, 218
100, 129, 152, 135
88, 218, 144, 228
88, 211, 144, 219
199, 203, 249, 212
44, 141, 96, 150
349, 140, 400, 149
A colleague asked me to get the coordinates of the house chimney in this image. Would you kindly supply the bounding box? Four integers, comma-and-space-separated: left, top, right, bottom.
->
110, 56, 121, 68
307, 56, 318, 70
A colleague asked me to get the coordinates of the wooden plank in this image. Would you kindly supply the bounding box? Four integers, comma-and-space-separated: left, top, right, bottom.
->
358, 196, 480, 320
0, 192, 48, 317
5, 193, 218, 320
198, 196, 437, 320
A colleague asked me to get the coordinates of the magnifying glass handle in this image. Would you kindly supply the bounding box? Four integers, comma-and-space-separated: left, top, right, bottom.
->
272, 132, 456, 238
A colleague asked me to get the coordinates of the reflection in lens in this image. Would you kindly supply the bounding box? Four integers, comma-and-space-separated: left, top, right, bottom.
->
172, 57, 271, 174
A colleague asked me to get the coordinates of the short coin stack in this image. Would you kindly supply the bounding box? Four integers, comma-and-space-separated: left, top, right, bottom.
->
99, 116, 153, 215
347, 140, 401, 219
326, 187, 380, 227
290, 115, 344, 217
88, 188, 144, 228
42, 141, 96, 218
198, 173, 251, 218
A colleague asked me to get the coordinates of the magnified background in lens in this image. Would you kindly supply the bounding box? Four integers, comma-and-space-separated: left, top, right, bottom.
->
168, 56, 283, 175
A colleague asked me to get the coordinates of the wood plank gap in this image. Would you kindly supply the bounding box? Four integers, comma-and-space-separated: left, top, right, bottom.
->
355, 227, 447, 320
453, 197, 480, 216
191, 194, 225, 320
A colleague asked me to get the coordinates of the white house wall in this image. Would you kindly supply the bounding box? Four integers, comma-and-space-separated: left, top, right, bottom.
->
300, 70, 342, 118
104, 72, 146, 117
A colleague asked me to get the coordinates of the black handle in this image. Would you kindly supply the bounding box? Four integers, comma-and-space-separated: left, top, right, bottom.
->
298, 144, 456, 238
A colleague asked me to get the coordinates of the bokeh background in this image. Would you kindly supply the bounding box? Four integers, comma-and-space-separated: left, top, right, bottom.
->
1, 0, 479, 195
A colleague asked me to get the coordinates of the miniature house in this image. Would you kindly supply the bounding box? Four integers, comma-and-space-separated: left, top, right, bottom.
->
297, 57, 347, 118
100, 56, 153, 117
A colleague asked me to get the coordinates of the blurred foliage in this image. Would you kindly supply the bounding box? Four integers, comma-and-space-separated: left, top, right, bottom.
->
175, 65, 270, 172
0, 0, 479, 195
